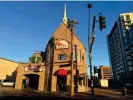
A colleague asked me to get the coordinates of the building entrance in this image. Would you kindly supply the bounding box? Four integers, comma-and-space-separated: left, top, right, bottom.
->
57, 75, 67, 92
23, 74, 39, 90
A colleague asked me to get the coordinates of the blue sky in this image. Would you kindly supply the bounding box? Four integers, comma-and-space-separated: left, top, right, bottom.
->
0, 1, 133, 72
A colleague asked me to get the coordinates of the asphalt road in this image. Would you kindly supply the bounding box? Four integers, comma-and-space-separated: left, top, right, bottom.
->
88, 88, 133, 100
0, 87, 133, 100
0, 87, 58, 96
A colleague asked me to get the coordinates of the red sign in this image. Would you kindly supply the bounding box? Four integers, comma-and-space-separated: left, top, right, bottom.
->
56, 40, 68, 49
25, 65, 42, 72
58, 42, 62, 46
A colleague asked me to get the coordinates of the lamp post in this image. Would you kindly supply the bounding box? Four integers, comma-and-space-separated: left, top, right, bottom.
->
88, 3, 95, 96
88, 3, 92, 40
87, 3, 107, 96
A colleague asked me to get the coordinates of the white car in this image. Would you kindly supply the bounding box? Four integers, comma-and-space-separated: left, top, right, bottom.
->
1, 80, 14, 87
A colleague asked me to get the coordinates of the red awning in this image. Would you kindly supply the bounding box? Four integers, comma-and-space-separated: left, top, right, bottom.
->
56, 69, 67, 76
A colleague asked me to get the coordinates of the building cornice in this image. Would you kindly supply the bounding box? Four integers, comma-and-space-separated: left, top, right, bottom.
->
0, 57, 18, 63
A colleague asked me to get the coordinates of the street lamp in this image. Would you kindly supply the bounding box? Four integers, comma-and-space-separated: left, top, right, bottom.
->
88, 3, 92, 45
88, 3, 95, 96
87, 3, 107, 97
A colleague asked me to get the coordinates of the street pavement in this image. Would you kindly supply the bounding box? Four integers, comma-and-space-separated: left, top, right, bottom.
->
0, 87, 58, 96
87, 88, 133, 100
0, 87, 133, 100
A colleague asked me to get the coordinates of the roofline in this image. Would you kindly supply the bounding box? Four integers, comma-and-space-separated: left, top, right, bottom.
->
45, 23, 62, 51
99, 66, 111, 68
62, 22, 86, 50
99, 66, 110, 67
45, 37, 54, 51
0, 58, 18, 63
120, 12, 133, 15
45, 22, 86, 51
108, 21, 118, 38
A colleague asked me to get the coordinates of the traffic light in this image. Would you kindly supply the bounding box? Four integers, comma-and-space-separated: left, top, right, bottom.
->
99, 13, 106, 31
94, 66, 98, 73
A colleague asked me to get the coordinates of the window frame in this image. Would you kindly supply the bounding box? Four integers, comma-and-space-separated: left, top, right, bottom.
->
58, 54, 67, 60
126, 15, 130, 21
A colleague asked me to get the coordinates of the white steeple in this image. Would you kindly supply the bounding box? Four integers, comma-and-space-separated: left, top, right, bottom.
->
63, 3, 68, 25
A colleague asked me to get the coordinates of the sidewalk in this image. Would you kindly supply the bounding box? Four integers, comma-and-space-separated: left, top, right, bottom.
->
113, 89, 133, 94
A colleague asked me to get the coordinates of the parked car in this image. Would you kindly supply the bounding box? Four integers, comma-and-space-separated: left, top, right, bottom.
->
1, 80, 14, 87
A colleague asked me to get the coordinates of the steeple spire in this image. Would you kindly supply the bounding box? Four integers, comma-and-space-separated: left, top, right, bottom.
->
63, 3, 68, 25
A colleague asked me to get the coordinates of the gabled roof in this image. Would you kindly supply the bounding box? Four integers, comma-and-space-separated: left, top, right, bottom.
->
63, 23, 86, 50
45, 22, 86, 50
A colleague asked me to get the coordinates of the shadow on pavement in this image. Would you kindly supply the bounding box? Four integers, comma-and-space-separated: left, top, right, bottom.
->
95, 90, 121, 95
0, 96, 106, 100
0, 95, 128, 100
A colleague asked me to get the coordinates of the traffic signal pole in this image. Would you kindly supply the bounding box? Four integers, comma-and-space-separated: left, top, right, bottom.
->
89, 16, 96, 96
88, 4, 106, 96
88, 3, 95, 96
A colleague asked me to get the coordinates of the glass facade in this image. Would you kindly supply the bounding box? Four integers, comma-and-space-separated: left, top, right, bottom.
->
107, 20, 127, 81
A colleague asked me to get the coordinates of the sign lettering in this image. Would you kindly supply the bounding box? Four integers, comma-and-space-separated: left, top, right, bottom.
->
56, 40, 68, 49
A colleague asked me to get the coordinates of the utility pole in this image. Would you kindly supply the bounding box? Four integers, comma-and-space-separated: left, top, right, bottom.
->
71, 23, 74, 96
68, 19, 79, 96
75, 45, 78, 92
